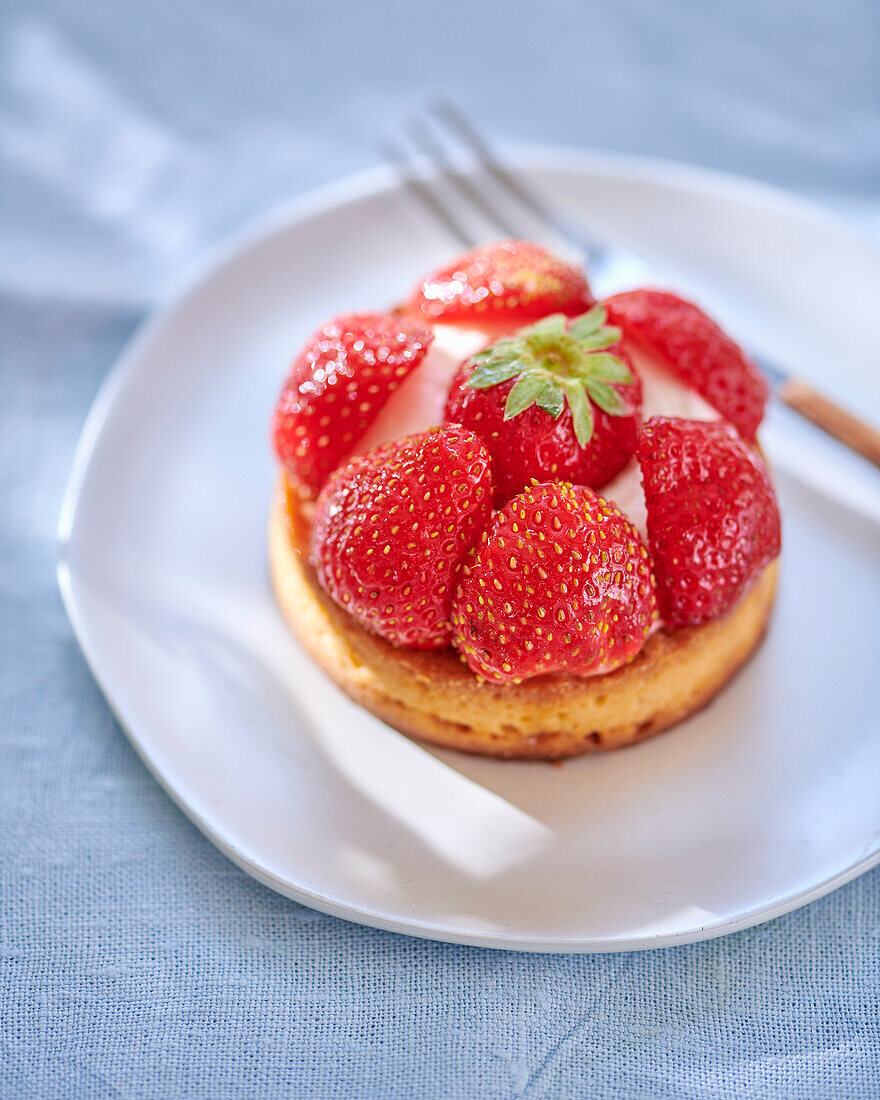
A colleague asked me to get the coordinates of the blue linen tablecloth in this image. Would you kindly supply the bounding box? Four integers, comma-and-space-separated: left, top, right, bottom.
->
2, 1, 879, 1096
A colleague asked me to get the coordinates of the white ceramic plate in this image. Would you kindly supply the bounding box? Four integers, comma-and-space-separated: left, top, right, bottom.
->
59, 150, 880, 952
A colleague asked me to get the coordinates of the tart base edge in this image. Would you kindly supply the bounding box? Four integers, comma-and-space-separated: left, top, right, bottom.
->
268, 478, 779, 761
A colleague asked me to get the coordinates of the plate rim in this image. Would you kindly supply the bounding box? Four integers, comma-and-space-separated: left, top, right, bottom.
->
57, 145, 880, 952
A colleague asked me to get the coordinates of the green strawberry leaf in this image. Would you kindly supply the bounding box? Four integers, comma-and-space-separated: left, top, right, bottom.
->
468, 360, 525, 389
574, 352, 633, 384
568, 304, 606, 340
504, 372, 546, 419
575, 325, 622, 351
522, 313, 567, 339
464, 307, 634, 436
564, 380, 594, 446
536, 379, 565, 418
471, 343, 518, 368
584, 378, 628, 416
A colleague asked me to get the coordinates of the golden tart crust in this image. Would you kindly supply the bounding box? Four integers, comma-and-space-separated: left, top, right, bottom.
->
269, 478, 778, 760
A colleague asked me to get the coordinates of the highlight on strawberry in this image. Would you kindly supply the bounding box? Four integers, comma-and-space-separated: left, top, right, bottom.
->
408, 239, 594, 324
444, 306, 642, 506
273, 312, 433, 498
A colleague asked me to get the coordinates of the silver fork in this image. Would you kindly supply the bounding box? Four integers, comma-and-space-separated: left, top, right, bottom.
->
380, 100, 880, 470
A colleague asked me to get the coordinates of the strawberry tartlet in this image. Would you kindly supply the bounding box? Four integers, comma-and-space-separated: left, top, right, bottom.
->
269, 240, 781, 759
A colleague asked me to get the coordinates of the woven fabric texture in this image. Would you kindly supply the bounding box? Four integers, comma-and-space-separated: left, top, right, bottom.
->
2, 0, 880, 1094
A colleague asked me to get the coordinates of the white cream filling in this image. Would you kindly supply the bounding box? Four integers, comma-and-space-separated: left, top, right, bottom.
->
356, 325, 490, 455
603, 346, 719, 541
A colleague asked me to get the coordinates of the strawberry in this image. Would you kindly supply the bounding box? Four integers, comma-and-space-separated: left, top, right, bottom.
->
451, 482, 657, 682
310, 425, 493, 649
409, 239, 594, 324
272, 312, 433, 497
444, 307, 641, 506
638, 417, 781, 627
604, 290, 769, 442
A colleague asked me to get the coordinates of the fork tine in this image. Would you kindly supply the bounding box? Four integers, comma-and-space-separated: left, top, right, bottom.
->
404, 116, 521, 241
429, 97, 576, 248
377, 138, 476, 249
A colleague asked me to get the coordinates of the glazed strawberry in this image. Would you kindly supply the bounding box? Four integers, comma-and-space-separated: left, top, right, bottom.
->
310, 425, 493, 649
444, 307, 641, 506
638, 417, 781, 627
272, 313, 433, 497
604, 290, 768, 441
451, 482, 656, 682
409, 240, 594, 324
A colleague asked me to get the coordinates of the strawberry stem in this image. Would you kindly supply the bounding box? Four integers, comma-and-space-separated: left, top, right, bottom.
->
465, 307, 632, 444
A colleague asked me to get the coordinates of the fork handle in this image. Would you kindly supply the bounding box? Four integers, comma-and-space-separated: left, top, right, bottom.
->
777, 377, 880, 469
